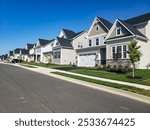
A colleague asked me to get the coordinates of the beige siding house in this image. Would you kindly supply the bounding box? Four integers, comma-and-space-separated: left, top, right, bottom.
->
76, 16, 112, 67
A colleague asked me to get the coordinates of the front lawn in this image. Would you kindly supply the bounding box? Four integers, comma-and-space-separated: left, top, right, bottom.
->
69, 69, 150, 86
22, 62, 150, 86
52, 72, 150, 97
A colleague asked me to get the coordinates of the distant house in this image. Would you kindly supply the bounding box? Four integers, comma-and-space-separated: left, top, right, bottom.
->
25, 43, 35, 62
34, 39, 52, 62
29, 44, 36, 62
41, 39, 55, 63
13, 48, 29, 61
8, 51, 14, 60
1, 54, 8, 61
105, 13, 150, 68
76, 16, 112, 67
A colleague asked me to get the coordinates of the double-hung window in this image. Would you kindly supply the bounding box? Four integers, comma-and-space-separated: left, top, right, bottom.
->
89, 40, 92, 47
96, 38, 99, 45
112, 47, 116, 59
117, 46, 122, 59
123, 45, 127, 58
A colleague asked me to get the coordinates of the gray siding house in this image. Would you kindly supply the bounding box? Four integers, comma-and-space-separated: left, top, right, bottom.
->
105, 13, 150, 68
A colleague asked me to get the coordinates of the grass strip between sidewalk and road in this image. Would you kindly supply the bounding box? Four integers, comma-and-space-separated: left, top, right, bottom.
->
52, 72, 150, 97
20, 64, 37, 68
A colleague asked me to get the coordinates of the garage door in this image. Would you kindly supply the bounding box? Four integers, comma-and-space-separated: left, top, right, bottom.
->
78, 54, 96, 67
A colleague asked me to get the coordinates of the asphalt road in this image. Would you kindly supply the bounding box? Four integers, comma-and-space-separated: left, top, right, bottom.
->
0, 63, 150, 113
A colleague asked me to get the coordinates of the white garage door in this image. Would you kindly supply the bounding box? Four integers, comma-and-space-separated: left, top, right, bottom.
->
78, 54, 96, 67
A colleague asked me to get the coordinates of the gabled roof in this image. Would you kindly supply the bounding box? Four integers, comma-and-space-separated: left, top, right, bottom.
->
42, 39, 55, 47
21, 49, 29, 55
14, 48, 23, 54
125, 12, 150, 25
62, 28, 77, 39
118, 19, 147, 38
105, 18, 148, 41
56, 37, 73, 48
73, 30, 88, 40
96, 16, 113, 30
26, 43, 34, 50
38, 38, 52, 46
14, 48, 29, 55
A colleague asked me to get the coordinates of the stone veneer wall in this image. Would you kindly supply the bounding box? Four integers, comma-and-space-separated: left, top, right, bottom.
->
106, 59, 131, 66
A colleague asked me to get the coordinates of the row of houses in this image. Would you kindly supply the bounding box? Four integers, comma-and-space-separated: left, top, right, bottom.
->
1, 13, 150, 68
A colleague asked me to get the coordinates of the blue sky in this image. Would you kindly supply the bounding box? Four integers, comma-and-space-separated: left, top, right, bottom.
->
0, 0, 150, 55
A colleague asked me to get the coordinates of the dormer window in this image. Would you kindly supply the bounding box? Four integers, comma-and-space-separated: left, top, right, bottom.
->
95, 26, 99, 32
116, 27, 122, 36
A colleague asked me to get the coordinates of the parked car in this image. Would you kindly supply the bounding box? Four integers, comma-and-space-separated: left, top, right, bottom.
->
11, 59, 23, 63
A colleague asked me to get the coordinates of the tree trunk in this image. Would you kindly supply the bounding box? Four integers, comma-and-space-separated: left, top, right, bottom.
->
132, 63, 135, 78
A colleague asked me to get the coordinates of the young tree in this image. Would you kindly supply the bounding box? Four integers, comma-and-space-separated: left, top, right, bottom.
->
128, 40, 142, 78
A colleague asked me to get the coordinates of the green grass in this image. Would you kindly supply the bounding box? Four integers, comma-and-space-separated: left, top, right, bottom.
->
23, 62, 71, 68
20, 64, 37, 68
52, 72, 150, 97
23, 62, 150, 86
69, 69, 150, 86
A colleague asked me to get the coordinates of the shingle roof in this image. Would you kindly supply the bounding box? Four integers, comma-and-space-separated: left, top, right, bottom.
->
118, 19, 147, 38
125, 12, 150, 25
26, 43, 34, 50
56, 37, 73, 48
21, 49, 29, 55
62, 29, 77, 39
72, 30, 87, 39
9, 51, 13, 56
38, 39, 53, 46
97, 16, 113, 30
14, 48, 22, 54
14, 48, 29, 55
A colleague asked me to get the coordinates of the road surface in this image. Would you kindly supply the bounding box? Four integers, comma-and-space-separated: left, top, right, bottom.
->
0, 63, 150, 112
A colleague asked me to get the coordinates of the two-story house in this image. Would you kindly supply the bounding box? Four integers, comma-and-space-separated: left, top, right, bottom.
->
76, 16, 112, 67
13, 48, 29, 61
52, 28, 84, 65
105, 13, 150, 68
34, 39, 52, 62
41, 39, 55, 63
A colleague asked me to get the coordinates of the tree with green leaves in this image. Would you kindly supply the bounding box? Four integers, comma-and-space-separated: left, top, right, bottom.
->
128, 39, 142, 78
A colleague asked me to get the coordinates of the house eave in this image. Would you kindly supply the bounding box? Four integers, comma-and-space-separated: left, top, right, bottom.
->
105, 35, 136, 42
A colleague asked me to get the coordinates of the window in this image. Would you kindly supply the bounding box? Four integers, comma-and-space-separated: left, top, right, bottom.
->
56, 42, 59, 45
53, 51, 61, 58
123, 45, 127, 58
96, 38, 99, 45
116, 27, 122, 36
112, 47, 116, 59
89, 40, 92, 47
95, 26, 99, 32
117, 46, 122, 59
